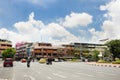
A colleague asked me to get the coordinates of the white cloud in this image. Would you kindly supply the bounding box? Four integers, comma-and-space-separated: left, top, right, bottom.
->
0, 28, 29, 46
63, 12, 93, 28
0, 11, 93, 46
89, 0, 120, 43
9, 12, 81, 45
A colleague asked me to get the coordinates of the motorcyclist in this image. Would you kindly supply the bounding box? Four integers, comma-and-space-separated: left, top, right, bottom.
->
46, 57, 52, 65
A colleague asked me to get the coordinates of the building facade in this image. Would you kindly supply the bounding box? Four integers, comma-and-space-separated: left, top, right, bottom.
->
32, 43, 66, 59
0, 39, 12, 57
70, 43, 107, 59
15, 42, 107, 60
15, 42, 67, 60
15, 42, 32, 60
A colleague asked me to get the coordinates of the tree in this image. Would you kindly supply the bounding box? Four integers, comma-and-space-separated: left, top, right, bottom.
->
2, 48, 16, 59
103, 48, 113, 61
82, 53, 91, 59
106, 39, 120, 59
91, 50, 99, 61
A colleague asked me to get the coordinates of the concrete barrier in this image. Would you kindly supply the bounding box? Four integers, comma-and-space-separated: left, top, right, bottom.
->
87, 62, 120, 68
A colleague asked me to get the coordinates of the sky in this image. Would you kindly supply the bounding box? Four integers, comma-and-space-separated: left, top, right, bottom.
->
0, 0, 120, 46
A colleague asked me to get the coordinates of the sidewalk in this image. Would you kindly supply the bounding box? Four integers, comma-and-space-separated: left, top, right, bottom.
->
87, 62, 120, 68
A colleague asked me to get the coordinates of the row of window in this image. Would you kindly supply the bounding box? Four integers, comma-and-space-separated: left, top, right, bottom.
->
0, 44, 12, 47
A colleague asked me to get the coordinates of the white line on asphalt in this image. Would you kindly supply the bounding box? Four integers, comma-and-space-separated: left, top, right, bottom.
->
52, 73, 67, 78
12, 67, 15, 80
24, 75, 36, 80
47, 76, 52, 79
76, 72, 94, 77
37, 72, 41, 74
72, 75, 79, 77
97, 72, 116, 76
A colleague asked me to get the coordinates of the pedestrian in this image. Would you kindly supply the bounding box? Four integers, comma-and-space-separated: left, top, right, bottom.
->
27, 57, 31, 67
32, 58, 34, 62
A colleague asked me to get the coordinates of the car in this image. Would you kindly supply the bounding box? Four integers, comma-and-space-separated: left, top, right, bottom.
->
3, 58, 13, 67
21, 58, 27, 63
39, 58, 46, 63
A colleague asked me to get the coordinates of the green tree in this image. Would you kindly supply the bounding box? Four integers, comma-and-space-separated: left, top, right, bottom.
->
104, 48, 113, 61
106, 39, 120, 59
91, 50, 99, 61
2, 48, 16, 59
82, 53, 91, 59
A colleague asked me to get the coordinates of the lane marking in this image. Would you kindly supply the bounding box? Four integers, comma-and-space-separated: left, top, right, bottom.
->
52, 73, 67, 78
76, 72, 94, 77
24, 75, 35, 80
47, 76, 52, 79
37, 72, 41, 74
97, 72, 116, 76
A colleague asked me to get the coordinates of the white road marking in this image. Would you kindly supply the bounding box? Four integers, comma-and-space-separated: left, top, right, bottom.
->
97, 72, 116, 76
47, 76, 52, 79
37, 72, 41, 74
24, 75, 35, 80
72, 75, 79, 77
52, 73, 67, 78
76, 72, 94, 77
12, 67, 15, 80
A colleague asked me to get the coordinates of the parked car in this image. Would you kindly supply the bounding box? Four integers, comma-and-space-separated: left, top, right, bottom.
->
3, 58, 13, 67
21, 58, 27, 63
39, 58, 46, 63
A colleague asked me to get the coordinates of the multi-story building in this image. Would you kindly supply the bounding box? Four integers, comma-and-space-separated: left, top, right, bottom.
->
15, 42, 67, 60
62, 44, 74, 58
15, 42, 32, 60
72, 42, 107, 52
70, 43, 107, 59
33, 42, 66, 59
15, 42, 107, 60
0, 39, 12, 58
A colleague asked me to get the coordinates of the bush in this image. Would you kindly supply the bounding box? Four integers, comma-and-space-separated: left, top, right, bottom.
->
112, 58, 120, 64
71, 59, 80, 62
115, 58, 120, 61
98, 59, 107, 63
112, 61, 120, 64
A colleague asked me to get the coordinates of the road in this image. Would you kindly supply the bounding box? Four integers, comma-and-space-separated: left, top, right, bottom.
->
0, 61, 120, 80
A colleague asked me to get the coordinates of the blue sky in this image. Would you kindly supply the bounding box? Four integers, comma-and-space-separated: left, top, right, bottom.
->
0, 0, 120, 46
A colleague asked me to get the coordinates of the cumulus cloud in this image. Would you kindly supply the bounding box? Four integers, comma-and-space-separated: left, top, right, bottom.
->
63, 12, 93, 28
0, 28, 29, 46
9, 12, 81, 45
89, 0, 120, 43
0, 11, 93, 46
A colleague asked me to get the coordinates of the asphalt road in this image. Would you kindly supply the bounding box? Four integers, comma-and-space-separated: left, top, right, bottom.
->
0, 61, 120, 80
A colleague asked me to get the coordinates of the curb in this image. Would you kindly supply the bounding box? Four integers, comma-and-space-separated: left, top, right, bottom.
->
87, 63, 120, 68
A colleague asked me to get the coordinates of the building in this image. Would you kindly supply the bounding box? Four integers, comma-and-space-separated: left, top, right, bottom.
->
15, 42, 107, 60
32, 42, 66, 59
72, 42, 107, 52
15, 42, 32, 60
62, 44, 74, 58
0, 39, 12, 58
70, 43, 107, 59
15, 42, 67, 60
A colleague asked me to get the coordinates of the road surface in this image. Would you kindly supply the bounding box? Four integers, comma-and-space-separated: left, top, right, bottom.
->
0, 61, 120, 80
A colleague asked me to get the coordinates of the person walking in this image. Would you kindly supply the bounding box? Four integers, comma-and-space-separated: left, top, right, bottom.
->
27, 57, 31, 67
